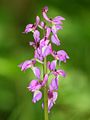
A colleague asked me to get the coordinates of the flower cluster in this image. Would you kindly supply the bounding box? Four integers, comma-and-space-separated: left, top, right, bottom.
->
19, 6, 69, 112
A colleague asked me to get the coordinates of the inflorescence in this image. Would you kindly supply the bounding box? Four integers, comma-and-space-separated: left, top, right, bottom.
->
19, 6, 69, 113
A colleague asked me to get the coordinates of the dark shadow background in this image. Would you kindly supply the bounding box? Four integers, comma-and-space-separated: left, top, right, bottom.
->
0, 0, 90, 120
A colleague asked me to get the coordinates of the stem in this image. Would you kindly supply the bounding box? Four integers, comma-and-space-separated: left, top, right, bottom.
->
43, 57, 48, 120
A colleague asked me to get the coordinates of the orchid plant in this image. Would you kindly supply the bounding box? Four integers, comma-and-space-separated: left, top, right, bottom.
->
19, 6, 69, 120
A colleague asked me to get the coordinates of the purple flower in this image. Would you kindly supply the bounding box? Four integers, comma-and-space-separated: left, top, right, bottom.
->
42, 6, 65, 46
33, 30, 40, 43
52, 50, 69, 62
52, 16, 65, 24
47, 60, 66, 77
51, 34, 60, 46
47, 60, 57, 71
18, 59, 36, 71
39, 27, 51, 48
23, 16, 40, 33
34, 44, 52, 61
29, 30, 40, 49
42, 7, 65, 25
39, 21, 45, 29
52, 69, 66, 77
42, 44, 52, 57
42, 74, 48, 86
48, 91, 58, 112
32, 67, 41, 79
49, 77, 58, 91
51, 25, 62, 46
28, 74, 48, 92
52, 25, 63, 33
35, 16, 40, 29
42, 90, 58, 113
40, 38, 49, 48
34, 47, 43, 61
32, 90, 42, 103
42, 77, 58, 112
23, 24, 34, 33
28, 80, 41, 92
42, 6, 51, 23
45, 27, 51, 39
47, 77, 59, 112
19, 6, 69, 113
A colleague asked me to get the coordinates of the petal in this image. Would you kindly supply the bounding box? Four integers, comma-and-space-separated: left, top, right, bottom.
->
42, 12, 51, 22
52, 25, 57, 34
53, 20, 62, 25
57, 50, 69, 62
51, 34, 60, 46
34, 48, 43, 61
28, 80, 41, 92
53, 16, 65, 25
48, 99, 53, 112
50, 60, 57, 71
40, 38, 49, 48
49, 77, 58, 91
26, 24, 33, 29
42, 74, 48, 86
54, 16, 65, 21
33, 30, 40, 43
52, 71, 58, 76
55, 25, 63, 31
18, 60, 36, 71
52, 25, 63, 34
57, 69, 66, 77
24, 24, 33, 33
42, 44, 52, 57
45, 27, 51, 38
53, 92, 58, 103
40, 21, 45, 28
42, 100, 54, 113
35, 16, 40, 28
32, 67, 41, 79
32, 90, 42, 103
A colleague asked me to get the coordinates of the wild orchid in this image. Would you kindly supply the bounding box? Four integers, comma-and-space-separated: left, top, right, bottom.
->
19, 6, 69, 120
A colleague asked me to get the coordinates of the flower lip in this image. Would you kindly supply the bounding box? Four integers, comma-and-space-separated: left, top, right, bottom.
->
28, 80, 41, 92
32, 67, 41, 79
49, 77, 58, 91
18, 59, 36, 71
47, 60, 57, 71
32, 90, 42, 103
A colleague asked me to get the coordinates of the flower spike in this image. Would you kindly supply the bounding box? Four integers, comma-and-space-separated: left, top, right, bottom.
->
19, 6, 69, 114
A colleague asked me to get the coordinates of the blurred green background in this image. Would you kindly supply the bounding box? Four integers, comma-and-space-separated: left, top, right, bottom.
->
0, 0, 90, 120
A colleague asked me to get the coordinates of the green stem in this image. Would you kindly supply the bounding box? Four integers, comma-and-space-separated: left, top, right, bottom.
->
43, 57, 48, 120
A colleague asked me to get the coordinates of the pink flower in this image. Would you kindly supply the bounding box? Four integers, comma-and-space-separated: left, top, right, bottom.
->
29, 30, 40, 49
32, 90, 42, 103
32, 67, 41, 79
52, 50, 69, 63
28, 80, 41, 92
18, 59, 36, 71
28, 74, 48, 92
19, 6, 69, 113
47, 60, 66, 77
23, 16, 40, 33
48, 90, 58, 112
52, 69, 66, 77
47, 60, 57, 71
